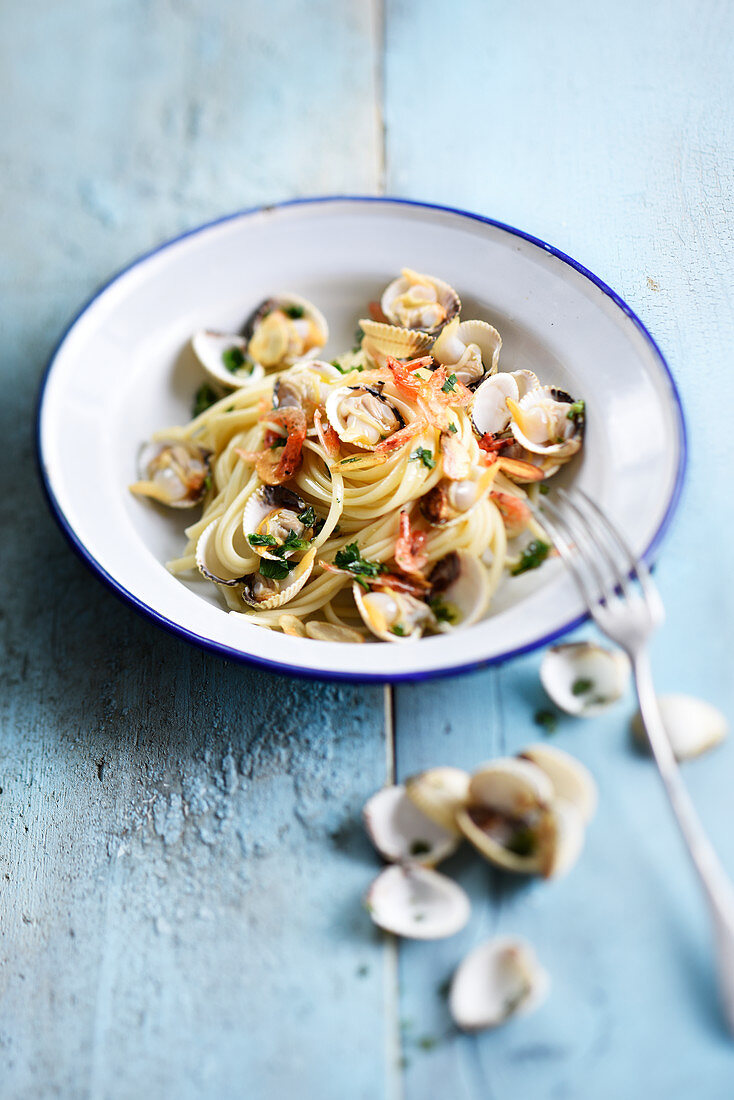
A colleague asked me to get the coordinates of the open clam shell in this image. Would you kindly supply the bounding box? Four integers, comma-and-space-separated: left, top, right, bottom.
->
507, 385, 583, 459
432, 318, 502, 387
631, 694, 728, 760
359, 318, 433, 361
353, 583, 435, 642
241, 548, 316, 611
449, 936, 550, 1032
363, 785, 460, 866
191, 330, 266, 390
243, 293, 329, 369
404, 767, 471, 836
130, 440, 211, 509
537, 797, 586, 878
365, 864, 471, 940
325, 385, 410, 450
541, 642, 630, 716
380, 268, 461, 335
456, 758, 555, 875
427, 550, 491, 633
273, 359, 342, 414
518, 744, 598, 824
242, 484, 311, 561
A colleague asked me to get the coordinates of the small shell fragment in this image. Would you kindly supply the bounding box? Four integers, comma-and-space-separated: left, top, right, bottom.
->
363, 785, 460, 866
518, 744, 598, 824
631, 694, 728, 761
404, 767, 471, 836
449, 936, 550, 1032
365, 864, 471, 940
540, 642, 630, 716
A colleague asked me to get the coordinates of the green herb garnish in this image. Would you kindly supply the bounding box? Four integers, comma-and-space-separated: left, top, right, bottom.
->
298, 506, 317, 527
428, 598, 455, 624
506, 827, 537, 857
441, 372, 458, 394
539, 484, 549, 495
269, 436, 286, 450
352, 324, 364, 351
572, 677, 594, 696
221, 346, 247, 373
258, 558, 295, 581
448, 422, 458, 434
410, 447, 436, 470
567, 399, 585, 423
534, 709, 558, 734
391, 624, 406, 637
192, 383, 219, 418
511, 539, 551, 576
248, 533, 278, 548
281, 530, 307, 552
334, 543, 388, 583
203, 474, 212, 492
283, 303, 305, 319
331, 359, 363, 374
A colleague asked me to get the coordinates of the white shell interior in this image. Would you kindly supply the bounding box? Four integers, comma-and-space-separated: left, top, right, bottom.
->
362, 785, 458, 865
449, 935, 550, 1031
632, 694, 728, 760
38, 199, 684, 680
366, 864, 471, 940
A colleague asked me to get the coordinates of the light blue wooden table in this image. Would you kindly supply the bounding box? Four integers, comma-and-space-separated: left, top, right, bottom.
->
2, 2, 733, 1097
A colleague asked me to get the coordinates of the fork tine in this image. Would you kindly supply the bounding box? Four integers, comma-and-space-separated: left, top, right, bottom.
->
541, 497, 609, 599
570, 488, 660, 609
534, 500, 601, 614
556, 489, 633, 605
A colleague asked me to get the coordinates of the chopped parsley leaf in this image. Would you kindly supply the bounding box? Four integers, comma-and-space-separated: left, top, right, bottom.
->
428, 598, 456, 624
410, 447, 435, 470
269, 436, 286, 450
248, 533, 277, 548
283, 303, 305, 319
567, 399, 585, 423
281, 530, 307, 552
331, 359, 363, 375
203, 474, 212, 492
192, 383, 219, 418
391, 624, 406, 637
534, 709, 558, 734
441, 373, 458, 394
297, 506, 317, 527
258, 558, 295, 581
352, 324, 364, 351
511, 539, 551, 576
572, 677, 594, 696
222, 345, 246, 373
334, 543, 388, 581
312, 517, 326, 536
448, 422, 458, 434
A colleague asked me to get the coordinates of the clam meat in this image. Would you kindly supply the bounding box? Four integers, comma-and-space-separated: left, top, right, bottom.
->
325, 385, 407, 449
242, 485, 314, 561
130, 440, 210, 508
243, 294, 328, 369
380, 268, 461, 334
432, 318, 502, 387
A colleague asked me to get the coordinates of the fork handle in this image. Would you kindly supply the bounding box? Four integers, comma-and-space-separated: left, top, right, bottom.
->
633, 650, 734, 1033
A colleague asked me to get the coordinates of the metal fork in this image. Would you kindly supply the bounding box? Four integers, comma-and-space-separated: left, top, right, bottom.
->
537, 487, 734, 1035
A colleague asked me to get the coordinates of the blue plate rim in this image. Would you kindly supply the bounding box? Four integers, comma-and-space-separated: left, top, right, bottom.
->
35, 194, 688, 683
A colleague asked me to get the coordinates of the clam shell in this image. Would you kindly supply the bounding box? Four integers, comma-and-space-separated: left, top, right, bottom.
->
449, 936, 550, 1031
471, 372, 519, 437
273, 359, 341, 413
631, 694, 728, 760
363, 785, 460, 866
468, 757, 554, 817
429, 550, 491, 633
455, 806, 546, 874
195, 519, 249, 586
131, 440, 211, 509
241, 548, 316, 611
404, 767, 471, 835
191, 330, 266, 390
241, 484, 307, 561
537, 797, 586, 879
365, 864, 471, 940
381, 269, 461, 335
518, 744, 598, 824
353, 583, 434, 643
359, 318, 433, 360
246, 293, 329, 369
508, 385, 582, 458
540, 642, 630, 716
432, 318, 502, 386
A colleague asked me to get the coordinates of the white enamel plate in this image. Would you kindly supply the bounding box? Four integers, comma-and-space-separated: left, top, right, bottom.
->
37, 197, 685, 681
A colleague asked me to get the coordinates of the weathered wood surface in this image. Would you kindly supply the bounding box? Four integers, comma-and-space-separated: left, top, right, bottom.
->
2, 0, 734, 1097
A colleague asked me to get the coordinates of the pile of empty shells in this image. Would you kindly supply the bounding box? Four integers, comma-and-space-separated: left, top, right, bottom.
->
363, 743, 597, 1030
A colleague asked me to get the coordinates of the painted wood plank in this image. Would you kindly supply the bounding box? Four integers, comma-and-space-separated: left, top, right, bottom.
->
387, 0, 734, 1095
0, 2, 391, 1098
